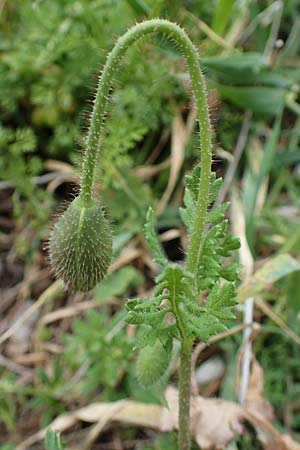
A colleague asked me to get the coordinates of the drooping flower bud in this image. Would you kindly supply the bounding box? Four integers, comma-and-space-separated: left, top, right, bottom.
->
49, 196, 112, 292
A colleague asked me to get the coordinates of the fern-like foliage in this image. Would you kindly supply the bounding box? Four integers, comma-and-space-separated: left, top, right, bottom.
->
127, 264, 237, 344
180, 165, 240, 292
126, 166, 240, 385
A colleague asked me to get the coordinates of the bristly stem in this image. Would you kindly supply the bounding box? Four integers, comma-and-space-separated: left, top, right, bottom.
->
80, 19, 212, 450
179, 338, 193, 450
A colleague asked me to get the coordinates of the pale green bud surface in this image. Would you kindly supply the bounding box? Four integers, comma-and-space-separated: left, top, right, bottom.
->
137, 340, 171, 387
49, 196, 112, 292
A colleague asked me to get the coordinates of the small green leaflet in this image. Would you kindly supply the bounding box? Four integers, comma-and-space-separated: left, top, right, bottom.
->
180, 165, 240, 292
144, 206, 167, 271
126, 265, 237, 343
45, 430, 64, 450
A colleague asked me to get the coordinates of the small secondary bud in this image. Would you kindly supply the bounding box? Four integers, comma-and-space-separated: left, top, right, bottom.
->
49, 196, 112, 292
137, 340, 171, 387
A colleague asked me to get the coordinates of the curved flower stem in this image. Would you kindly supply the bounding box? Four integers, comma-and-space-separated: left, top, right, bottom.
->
80, 19, 212, 449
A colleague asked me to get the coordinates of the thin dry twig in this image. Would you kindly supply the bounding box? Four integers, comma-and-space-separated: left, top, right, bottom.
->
0, 353, 31, 376
157, 114, 188, 214
191, 323, 256, 395
135, 159, 170, 179
0, 172, 63, 190
109, 246, 141, 273
145, 127, 170, 165
231, 187, 255, 404
83, 403, 125, 449
236, 324, 261, 400
238, 1, 283, 45
39, 299, 118, 326
255, 297, 300, 346
0, 279, 64, 346
183, 10, 235, 49
216, 110, 252, 206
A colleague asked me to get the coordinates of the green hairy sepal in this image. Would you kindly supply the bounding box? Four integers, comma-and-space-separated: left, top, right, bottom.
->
49, 196, 112, 292
126, 168, 240, 385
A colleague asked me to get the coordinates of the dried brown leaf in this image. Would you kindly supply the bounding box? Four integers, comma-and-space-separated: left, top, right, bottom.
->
17, 386, 297, 450
16, 400, 162, 450
163, 386, 245, 449
281, 435, 300, 450
246, 358, 274, 421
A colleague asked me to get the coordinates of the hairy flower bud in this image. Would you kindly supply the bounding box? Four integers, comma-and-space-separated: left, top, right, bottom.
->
49, 196, 112, 292
137, 340, 171, 387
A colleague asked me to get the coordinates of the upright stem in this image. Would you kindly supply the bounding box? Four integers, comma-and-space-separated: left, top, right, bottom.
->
179, 338, 193, 450
80, 19, 212, 449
